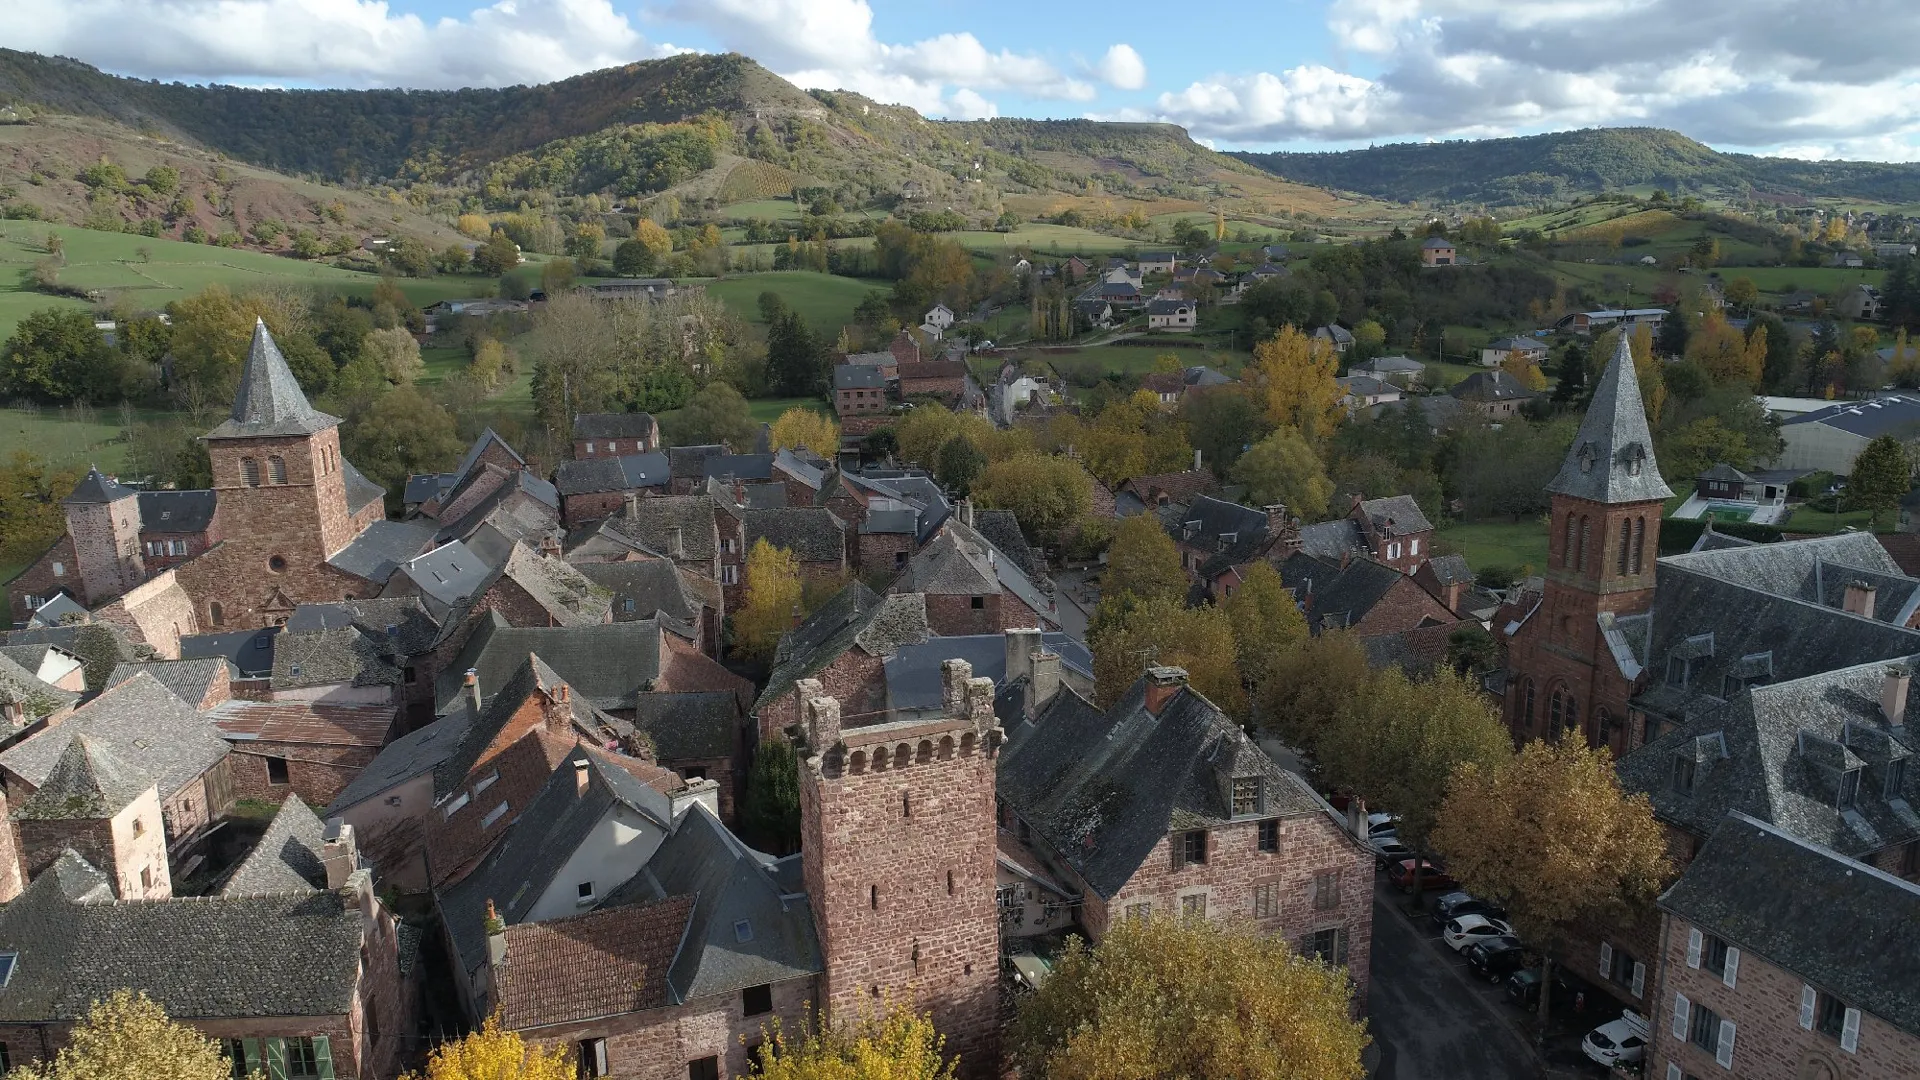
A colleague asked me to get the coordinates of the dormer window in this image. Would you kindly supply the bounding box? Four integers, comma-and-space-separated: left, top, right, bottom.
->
1578, 444, 1596, 473
1887, 757, 1908, 799
1671, 755, 1696, 796
1232, 777, 1261, 817
1839, 767, 1861, 810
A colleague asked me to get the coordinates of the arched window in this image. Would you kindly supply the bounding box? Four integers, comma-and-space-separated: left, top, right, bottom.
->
1617, 519, 1632, 576
1522, 679, 1536, 731
895, 744, 912, 769
268, 456, 287, 484
849, 750, 867, 774
240, 457, 260, 486
871, 748, 887, 772
1563, 514, 1576, 567
960, 732, 977, 756
209, 601, 224, 626
1565, 695, 1579, 736
1631, 517, 1645, 574
937, 735, 955, 759
916, 740, 933, 764
1549, 686, 1564, 731
1579, 517, 1591, 571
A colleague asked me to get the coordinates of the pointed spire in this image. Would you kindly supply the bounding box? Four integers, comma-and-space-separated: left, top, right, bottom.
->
202, 318, 340, 440
14, 735, 151, 820
61, 466, 135, 505
1546, 332, 1673, 504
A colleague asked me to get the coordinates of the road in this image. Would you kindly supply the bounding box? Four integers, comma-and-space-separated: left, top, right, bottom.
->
1366, 882, 1541, 1080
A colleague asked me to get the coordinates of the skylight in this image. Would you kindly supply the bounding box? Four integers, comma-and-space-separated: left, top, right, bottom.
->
734, 919, 753, 943
0, 952, 16, 987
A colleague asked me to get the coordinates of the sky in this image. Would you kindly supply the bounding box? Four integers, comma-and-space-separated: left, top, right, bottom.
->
11, 0, 1920, 161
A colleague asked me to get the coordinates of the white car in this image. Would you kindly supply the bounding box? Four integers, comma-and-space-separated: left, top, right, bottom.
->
1442, 914, 1515, 952
1366, 812, 1400, 839
1581, 1011, 1650, 1069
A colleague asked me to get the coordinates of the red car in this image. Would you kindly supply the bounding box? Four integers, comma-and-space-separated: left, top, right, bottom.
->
1386, 858, 1459, 892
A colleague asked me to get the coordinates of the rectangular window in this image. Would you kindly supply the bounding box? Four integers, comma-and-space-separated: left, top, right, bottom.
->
689, 1057, 721, 1080
442, 792, 470, 818
1307, 927, 1348, 965
266, 756, 290, 785
481, 801, 509, 829
743, 984, 773, 1017
1704, 935, 1730, 977
1126, 901, 1151, 920
1671, 755, 1695, 796
580, 1038, 608, 1077
721, 565, 739, 585
577, 881, 595, 904
1313, 871, 1341, 911
1816, 992, 1848, 1038
1888, 757, 1909, 799
970, 595, 985, 610
1177, 830, 1207, 867
1231, 778, 1261, 817
1258, 819, 1280, 852
474, 770, 500, 795
1410, 538, 1420, 556
1839, 768, 1860, 809
1688, 1003, 1721, 1052
284, 1037, 320, 1079
1253, 882, 1278, 918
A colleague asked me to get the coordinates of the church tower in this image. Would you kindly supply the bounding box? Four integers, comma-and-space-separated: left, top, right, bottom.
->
61, 467, 145, 605
1505, 333, 1671, 752
190, 320, 356, 626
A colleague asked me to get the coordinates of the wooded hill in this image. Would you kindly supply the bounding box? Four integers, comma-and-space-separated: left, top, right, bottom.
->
1234, 127, 1920, 207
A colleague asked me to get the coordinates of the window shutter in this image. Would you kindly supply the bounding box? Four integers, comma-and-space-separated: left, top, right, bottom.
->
1335, 930, 1349, 967
1632, 961, 1647, 999
1672, 992, 1691, 1040
1722, 947, 1739, 989
265, 1037, 288, 1080
1686, 928, 1703, 968
1800, 984, 1817, 1029
313, 1036, 335, 1080
1668, 1065, 1683, 1080
1715, 1020, 1735, 1069
1841, 1007, 1860, 1054
1600, 941, 1613, 979
241, 1039, 262, 1075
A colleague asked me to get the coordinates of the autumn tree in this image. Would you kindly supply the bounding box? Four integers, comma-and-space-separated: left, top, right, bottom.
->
1246, 325, 1343, 439
565, 222, 606, 264
750, 1000, 957, 1080
0, 451, 86, 566
741, 736, 801, 856
338, 386, 464, 501
633, 219, 674, 261
364, 326, 424, 385
455, 213, 492, 240
11, 990, 259, 1080
1223, 561, 1308, 696
471, 230, 521, 275
734, 539, 805, 661
970, 452, 1093, 548
1724, 276, 1758, 314
1499, 349, 1547, 393
1089, 596, 1243, 717
404, 1013, 574, 1080
167, 286, 332, 401
1849, 434, 1914, 529
1103, 513, 1188, 605
1010, 915, 1369, 1080
612, 238, 658, 277
1686, 312, 1760, 386
1257, 630, 1371, 757
771, 407, 839, 458
935, 435, 986, 495
657, 382, 758, 450
1231, 428, 1333, 520
1433, 740, 1671, 1028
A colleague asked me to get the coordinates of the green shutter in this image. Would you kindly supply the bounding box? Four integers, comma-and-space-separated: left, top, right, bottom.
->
265, 1037, 287, 1080
241, 1039, 262, 1077
312, 1036, 334, 1080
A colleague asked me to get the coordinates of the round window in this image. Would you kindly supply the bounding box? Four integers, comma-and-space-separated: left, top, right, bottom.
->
268, 555, 288, 573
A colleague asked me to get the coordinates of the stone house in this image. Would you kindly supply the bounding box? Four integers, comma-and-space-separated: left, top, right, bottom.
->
387, 540, 612, 631
205, 698, 399, 808
751, 584, 928, 746
572, 412, 660, 460
835, 363, 889, 422
1277, 552, 1460, 639
403, 429, 528, 518
0, 652, 81, 746
572, 559, 719, 656
996, 667, 1374, 1008
746, 507, 848, 589
897, 360, 968, 404
136, 490, 222, 571
628, 691, 750, 822
1449, 369, 1538, 418
553, 453, 672, 524
770, 449, 832, 508
1420, 236, 1456, 266
667, 446, 727, 496
891, 521, 1057, 636
1298, 494, 1436, 575
1112, 469, 1219, 518
566, 495, 733, 594
8, 737, 174, 902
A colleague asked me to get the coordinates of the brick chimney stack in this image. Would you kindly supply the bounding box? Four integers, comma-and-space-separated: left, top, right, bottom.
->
464, 668, 482, 714
624, 493, 640, 520
573, 756, 591, 796
1884, 665, 1910, 728
1845, 580, 1878, 619
542, 682, 573, 736
321, 819, 358, 890
1029, 650, 1061, 720
668, 526, 685, 559
1143, 666, 1188, 717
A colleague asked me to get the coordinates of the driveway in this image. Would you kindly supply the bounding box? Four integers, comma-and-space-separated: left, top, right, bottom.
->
1366, 878, 1541, 1080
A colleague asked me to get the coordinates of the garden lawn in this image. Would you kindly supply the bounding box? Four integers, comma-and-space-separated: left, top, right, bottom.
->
1782, 504, 1886, 534
705, 271, 887, 332
1436, 520, 1550, 576
747, 396, 829, 424
0, 402, 182, 472
717, 199, 806, 222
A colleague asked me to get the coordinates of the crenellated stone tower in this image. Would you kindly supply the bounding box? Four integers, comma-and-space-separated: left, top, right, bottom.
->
796, 659, 1002, 1076
1504, 332, 1672, 753
61, 467, 145, 606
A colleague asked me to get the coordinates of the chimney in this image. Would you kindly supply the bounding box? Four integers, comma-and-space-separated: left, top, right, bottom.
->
321, 819, 358, 890
543, 682, 573, 736
1264, 504, 1289, 534
667, 526, 685, 559
1884, 665, 1910, 727
624, 492, 640, 521
1005, 628, 1042, 686
962, 498, 975, 528
464, 668, 482, 714
798, 678, 842, 752
538, 533, 560, 559
1844, 580, 1878, 619
733, 478, 746, 506
1143, 666, 1188, 717
1348, 492, 1364, 516
573, 756, 591, 796
1444, 579, 1464, 614
1193, 448, 1203, 472
1029, 650, 1061, 720
485, 899, 507, 966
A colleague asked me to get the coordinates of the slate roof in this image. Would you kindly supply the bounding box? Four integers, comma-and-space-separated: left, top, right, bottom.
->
1337, 375, 1396, 397
179, 627, 278, 678
431, 655, 609, 802
1163, 495, 1267, 549
1780, 394, 1920, 439
746, 508, 846, 564
327, 518, 437, 585
1422, 236, 1455, 249
884, 632, 1091, 712
105, 656, 232, 706
136, 489, 217, 534
325, 709, 473, 815
703, 454, 775, 482
1315, 324, 1355, 345
393, 540, 496, 613
1354, 355, 1425, 374
287, 596, 440, 656
1360, 494, 1432, 536
497, 896, 693, 1029
1117, 470, 1219, 508
999, 677, 1331, 898
592, 495, 719, 562
1423, 553, 1474, 587
451, 429, 526, 486
1545, 331, 1672, 503
628, 692, 740, 760
573, 412, 659, 441
972, 510, 1046, 587
433, 469, 560, 545
898, 521, 1054, 620
1146, 298, 1193, 316
1450, 369, 1539, 403
434, 615, 663, 714
834, 365, 887, 390
553, 453, 672, 496
25, 592, 89, 628
1699, 462, 1753, 484
668, 445, 727, 479
0, 674, 230, 803
1659, 813, 1920, 1037
62, 468, 134, 505
404, 472, 457, 506
757, 584, 929, 714
772, 449, 829, 491
1277, 552, 1410, 633
272, 626, 401, 690
0, 853, 367, 1021
222, 795, 329, 896
573, 560, 699, 626
205, 321, 339, 440
0, 650, 79, 722
12, 736, 150, 820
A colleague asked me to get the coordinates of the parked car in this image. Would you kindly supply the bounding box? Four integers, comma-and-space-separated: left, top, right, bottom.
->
1370, 839, 1413, 867
1442, 914, 1516, 952
1581, 1011, 1650, 1069
1430, 891, 1508, 928
1506, 968, 1584, 1010
1464, 937, 1527, 981
1386, 858, 1458, 892
1366, 812, 1400, 839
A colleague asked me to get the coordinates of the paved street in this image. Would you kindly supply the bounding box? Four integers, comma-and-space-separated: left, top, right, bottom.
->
1366, 879, 1541, 1080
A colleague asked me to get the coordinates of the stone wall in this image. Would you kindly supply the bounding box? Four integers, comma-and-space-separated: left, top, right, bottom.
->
6, 535, 77, 626
92, 570, 200, 658
856, 532, 914, 576
520, 975, 814, 1080
755, 650, 885, 746
226, 742, 379, 808
65, 495, 144, 606
0, 788, 19, 902
1349, 577, 1458, 640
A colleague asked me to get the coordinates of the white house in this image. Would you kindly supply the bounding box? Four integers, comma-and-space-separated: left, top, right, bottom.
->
1480, 335, 1550, 368
1137, 251, 1178, 275
1146, 298, 1197, 332
1336, 375, 1404, 412
923, 303, 955, 332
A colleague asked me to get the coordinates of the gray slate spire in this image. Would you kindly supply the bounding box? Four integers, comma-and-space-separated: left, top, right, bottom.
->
1545, 331, 1673, 504
203, 318, 340, 440
61, 466, 135, 505
14, 735, 150, 820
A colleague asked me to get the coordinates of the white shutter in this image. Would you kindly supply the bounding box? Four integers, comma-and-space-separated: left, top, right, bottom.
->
1722, 947, 1739, 989
1715, 1020, 1735, 1069
1800, 984, 1818, 1030
1841, 1007, 1861, 1054
1632, 961, 1647, 998
1673, 992, 1691, 1039
1600, 941, 1614, 979
1667, 1065, 1682, 1080
1687, 928, 1703, 968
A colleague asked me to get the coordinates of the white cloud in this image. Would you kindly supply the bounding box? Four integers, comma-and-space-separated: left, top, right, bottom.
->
1096, 44, 1147, 91
6, 0, 684, 89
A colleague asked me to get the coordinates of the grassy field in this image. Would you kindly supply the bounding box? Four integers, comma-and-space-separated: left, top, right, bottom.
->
747, 396, 828, 424
705, 271, 886, 331
717, 198, 807, 222
1547, 257, 1883, 300
1016, 342, 1235, 376
0, 403, 177, 471
951, 224, 1142, 257
418, 345, 470, 386
1782, 504, 1885, 534
1436, 520, 1550, 575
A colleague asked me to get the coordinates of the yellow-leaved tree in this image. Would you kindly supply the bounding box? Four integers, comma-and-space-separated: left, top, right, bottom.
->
748, 1001, 957, 1080
1223, 560, 1308, 695
1247, 325, 1343, 439
1088, 595, 1244, 717
969, 452, 1093, 549
1257, 630, 1371, 757
1686, 312, 1759, 386
1432, 739, 1671, 1029
455, 213, 492, 240
633, 218, 674, 259
1102, 513, 1188, 605
1010, 915, 1370, 1080
771, 407, 840, 458
733, 538, 805, 661
12, 990, 261, 1080
404, 1014, 575, 1080
1500, 349, 1548, 392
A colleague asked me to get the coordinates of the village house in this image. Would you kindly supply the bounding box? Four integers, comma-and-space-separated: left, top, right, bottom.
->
571, 558, 718, 653
1146, 298, 1197, 332
553, 452, 673, 524
1450, 369, 1538, 419
1112, 468, 1220, 518
1277, 552, 1459, 639
1299, 494, 1436, 575
897, 359, 968, 405
1137, 251, 1178, 275
1336, 374, 1404, 411
1314, 325, 1355, 354
402, 429, 527, 518
572, 412, 660, 459
750, 584, 929, 746
922, 303, 955, 335
890, 520, 1058, 636
1479, 335, 1549, 368
1420, 236, 1457, 266
834, 363, 890, 424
